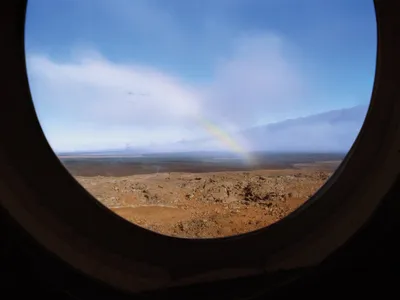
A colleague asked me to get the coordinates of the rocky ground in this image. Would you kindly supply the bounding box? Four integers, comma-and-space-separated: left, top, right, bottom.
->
75, 168, 332, 238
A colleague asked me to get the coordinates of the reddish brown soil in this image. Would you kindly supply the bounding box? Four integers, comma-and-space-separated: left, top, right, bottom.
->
76, 168, 332, 238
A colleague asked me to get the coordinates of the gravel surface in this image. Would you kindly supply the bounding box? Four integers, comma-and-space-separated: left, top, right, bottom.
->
76, 169, 332, 238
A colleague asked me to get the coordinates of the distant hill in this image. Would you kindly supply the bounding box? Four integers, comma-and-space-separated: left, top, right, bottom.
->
240, 104, 369, 152
57, 104, 369, 155
167, 104, 369, 153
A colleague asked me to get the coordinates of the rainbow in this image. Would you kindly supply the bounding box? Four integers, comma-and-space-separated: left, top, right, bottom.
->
196, 117, 257, 165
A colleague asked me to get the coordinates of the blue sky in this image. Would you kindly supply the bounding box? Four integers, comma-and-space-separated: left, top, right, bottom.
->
25, 0, 376, 152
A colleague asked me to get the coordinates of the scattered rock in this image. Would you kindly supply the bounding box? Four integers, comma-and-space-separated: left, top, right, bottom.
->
76, 169, 332, 238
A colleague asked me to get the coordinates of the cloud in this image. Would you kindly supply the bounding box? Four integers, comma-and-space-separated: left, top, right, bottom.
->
40, 121, 196, 152
28, 52, 201, 126
26, 33, 310, 152
205, 33, 306, 126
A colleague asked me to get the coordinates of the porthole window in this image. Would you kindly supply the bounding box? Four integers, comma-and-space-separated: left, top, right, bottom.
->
25, 0, 376, 238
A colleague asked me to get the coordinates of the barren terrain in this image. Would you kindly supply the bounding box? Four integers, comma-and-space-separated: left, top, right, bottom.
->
75, 167, 334, 238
